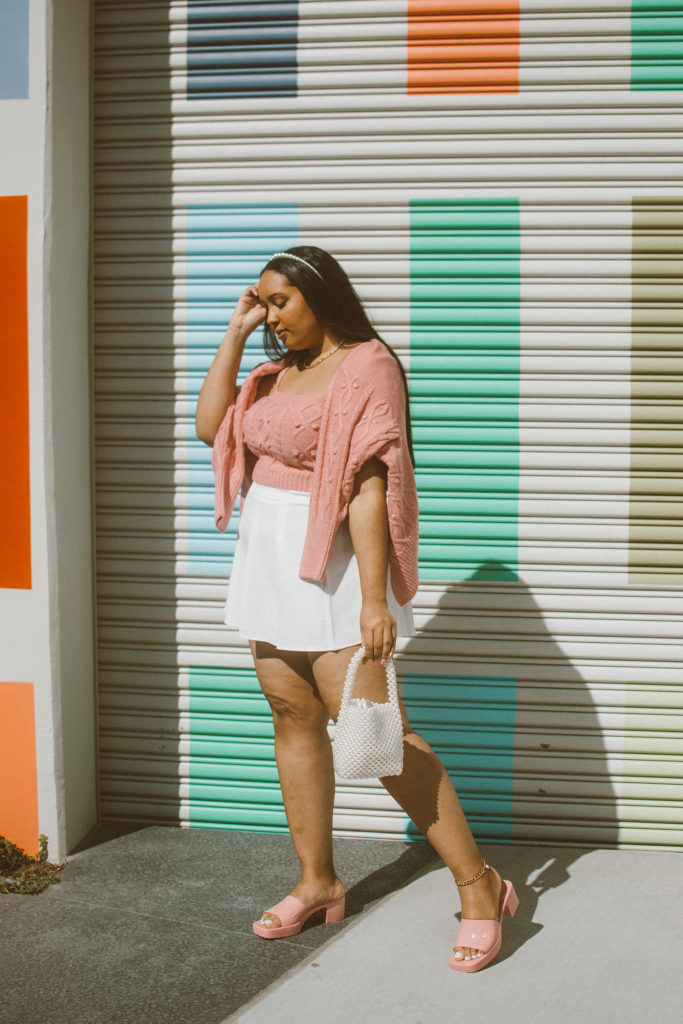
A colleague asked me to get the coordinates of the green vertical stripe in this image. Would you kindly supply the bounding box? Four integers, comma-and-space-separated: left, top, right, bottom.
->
410, 199, 520, 582
188, 667, 286, 831
632, 1, 683, 90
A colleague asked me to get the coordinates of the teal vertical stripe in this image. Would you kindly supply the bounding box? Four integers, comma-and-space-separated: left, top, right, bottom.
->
632, 1, 683, 89
188, 666, 287, 830
186, 204, 297, 574
403, 673, 517, 842
410, 199, 520, 582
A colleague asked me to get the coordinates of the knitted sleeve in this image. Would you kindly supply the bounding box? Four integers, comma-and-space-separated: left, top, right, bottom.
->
337, 353, 407, 492
211, 386, 245, 532
211, 358, 287, 530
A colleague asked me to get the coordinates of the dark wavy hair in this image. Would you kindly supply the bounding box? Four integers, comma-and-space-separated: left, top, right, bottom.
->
260, 246, 414, 466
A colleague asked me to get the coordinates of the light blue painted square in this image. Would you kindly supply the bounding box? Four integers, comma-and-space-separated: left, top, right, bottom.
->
0, 0, 29, 99
186, 204, 297, 575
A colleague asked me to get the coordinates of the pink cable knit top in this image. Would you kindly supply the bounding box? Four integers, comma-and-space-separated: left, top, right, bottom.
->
212, 339, 419, 606
242, 367, 323, 492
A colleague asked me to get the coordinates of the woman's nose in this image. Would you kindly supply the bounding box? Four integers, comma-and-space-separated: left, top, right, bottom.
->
266, 307, 279, 327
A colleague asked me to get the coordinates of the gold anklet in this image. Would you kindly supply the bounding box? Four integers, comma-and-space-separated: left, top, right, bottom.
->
455, 861, 489, 887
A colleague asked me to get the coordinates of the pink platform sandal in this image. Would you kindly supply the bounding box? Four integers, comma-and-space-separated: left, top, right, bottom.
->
252, 893, 346, 939
449, 863, 518, 973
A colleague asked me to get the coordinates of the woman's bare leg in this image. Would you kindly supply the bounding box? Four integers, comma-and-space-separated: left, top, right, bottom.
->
250, 640, 343, 928
310, 645, 503, 962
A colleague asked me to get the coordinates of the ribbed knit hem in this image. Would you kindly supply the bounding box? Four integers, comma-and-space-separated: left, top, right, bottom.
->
252, 457, 313, 493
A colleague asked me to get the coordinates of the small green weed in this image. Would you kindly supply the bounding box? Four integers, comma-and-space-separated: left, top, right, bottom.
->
0, 835, 63, 894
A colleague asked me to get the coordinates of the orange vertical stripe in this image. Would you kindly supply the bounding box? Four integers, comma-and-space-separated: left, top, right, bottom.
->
0, 683, 39, 855
0, 196, 31, 589
407, 1, 519, 94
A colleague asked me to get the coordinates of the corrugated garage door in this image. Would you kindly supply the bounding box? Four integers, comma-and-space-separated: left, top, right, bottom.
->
93, 1, 683, 849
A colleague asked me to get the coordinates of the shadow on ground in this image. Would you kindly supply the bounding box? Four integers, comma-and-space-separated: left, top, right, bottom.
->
0, 825, 438, 1024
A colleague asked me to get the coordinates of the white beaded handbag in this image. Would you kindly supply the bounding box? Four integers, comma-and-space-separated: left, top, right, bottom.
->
332, 646, 404, 779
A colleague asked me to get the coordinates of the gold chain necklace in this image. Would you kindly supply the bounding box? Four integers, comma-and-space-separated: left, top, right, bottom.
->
303, 341, 342, 370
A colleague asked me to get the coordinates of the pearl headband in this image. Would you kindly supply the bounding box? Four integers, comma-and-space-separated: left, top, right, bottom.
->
269, 251, 324, 281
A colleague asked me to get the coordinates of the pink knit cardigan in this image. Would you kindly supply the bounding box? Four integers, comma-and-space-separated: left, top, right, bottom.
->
211, 339, 419, 606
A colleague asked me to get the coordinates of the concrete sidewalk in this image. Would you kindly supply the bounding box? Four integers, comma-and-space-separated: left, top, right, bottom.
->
228, 844, 683, 1024
0, 827, 680, 1024
0, 825, 437, 1023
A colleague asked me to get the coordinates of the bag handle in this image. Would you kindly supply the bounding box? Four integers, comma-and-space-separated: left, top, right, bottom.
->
339, 647, 400, 717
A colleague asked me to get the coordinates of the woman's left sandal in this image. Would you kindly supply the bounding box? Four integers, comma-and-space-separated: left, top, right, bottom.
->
252, 893, 346, 939
449, 878, 518, 973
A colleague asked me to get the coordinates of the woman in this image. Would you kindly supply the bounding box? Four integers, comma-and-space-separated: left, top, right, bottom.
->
196, 246, 518, 972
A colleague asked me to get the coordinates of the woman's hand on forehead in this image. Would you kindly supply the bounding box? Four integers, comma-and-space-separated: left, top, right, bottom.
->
232, 282, 267, 332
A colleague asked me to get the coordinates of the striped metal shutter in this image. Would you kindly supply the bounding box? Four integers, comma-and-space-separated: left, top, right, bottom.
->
94, 1, 683, 849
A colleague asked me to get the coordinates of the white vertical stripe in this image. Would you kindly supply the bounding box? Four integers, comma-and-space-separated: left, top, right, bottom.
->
298, 0, 407, 94
519, 199, 632, 589
517, 198, 630, 813
520, 3, 631, 91
297, 199, 411, 372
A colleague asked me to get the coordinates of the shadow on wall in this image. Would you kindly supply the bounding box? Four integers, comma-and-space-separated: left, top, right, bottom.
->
399, 558, 618, 879
93, 0, 182, 832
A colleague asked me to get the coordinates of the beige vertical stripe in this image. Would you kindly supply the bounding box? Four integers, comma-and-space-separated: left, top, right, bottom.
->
630, 200, 683, 582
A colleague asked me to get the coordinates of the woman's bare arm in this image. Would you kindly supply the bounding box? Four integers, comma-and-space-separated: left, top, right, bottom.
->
348, 457, 396, 665
195, 284, 266, 446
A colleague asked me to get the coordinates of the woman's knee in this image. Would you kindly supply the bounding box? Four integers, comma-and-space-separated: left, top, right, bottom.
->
250, 642, 328, 731
264, 689, 329, 732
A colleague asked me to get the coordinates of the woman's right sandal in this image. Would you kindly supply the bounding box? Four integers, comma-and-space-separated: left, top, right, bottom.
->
252, 893, 345, 939
449, 863, 519, 973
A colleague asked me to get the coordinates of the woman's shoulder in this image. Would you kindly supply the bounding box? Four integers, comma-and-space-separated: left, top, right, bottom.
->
340, 339, 404, 392
237, 357, 287, 404
342, 338, 400, 373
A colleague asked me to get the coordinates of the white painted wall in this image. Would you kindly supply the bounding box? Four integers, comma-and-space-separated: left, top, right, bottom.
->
44, 0, 96, 859
0, 0, 94, 861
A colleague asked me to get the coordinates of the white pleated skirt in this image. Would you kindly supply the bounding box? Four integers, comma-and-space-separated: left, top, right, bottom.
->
225, 481, 415, 651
